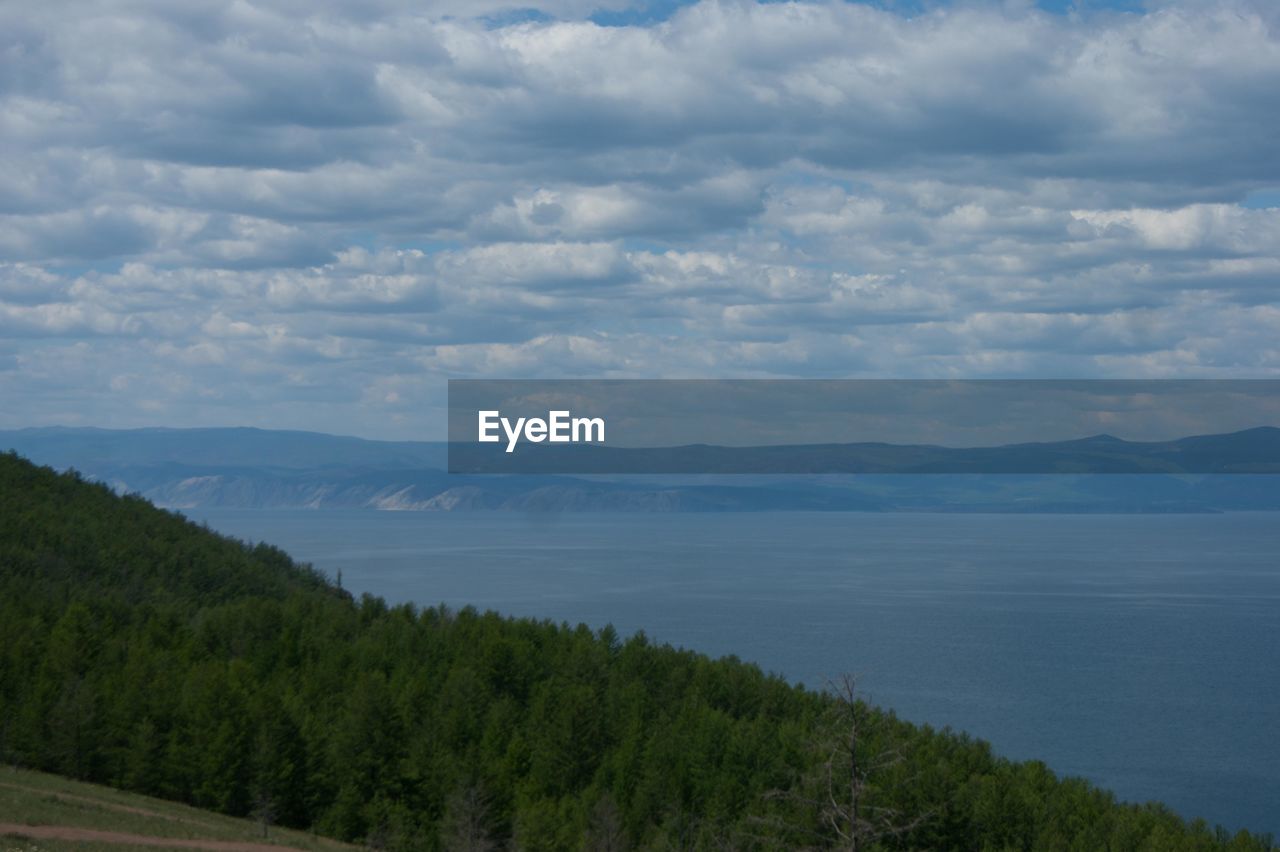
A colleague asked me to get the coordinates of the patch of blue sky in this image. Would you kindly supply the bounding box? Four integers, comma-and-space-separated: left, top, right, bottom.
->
591, 0, 695, 27
615, 237, 691, 254
387, 238, 469, 256
479, 8, 556, 29
590, 0, 1148, 28
340, 231, 383, 253
48, 259, 131, 278
343, 227, 467, 258
770, 170, 872, 194
1242, 190, 1280, 210
1031, 0, 1147, 13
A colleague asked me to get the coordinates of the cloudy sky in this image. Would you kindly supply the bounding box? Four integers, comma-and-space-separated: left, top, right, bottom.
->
2, 0, 1278, 439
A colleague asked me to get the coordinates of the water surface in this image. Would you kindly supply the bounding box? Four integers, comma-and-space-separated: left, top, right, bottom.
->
189, 509, 1280, 836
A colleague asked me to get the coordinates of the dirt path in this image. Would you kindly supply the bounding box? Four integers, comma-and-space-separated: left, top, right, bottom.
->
0, 823, 310, 852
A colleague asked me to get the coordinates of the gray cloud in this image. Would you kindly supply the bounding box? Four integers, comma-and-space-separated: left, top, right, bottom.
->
1, 0, 1279, 438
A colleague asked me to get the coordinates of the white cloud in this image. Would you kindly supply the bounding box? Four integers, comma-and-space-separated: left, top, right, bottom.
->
2, 0, 1280, 437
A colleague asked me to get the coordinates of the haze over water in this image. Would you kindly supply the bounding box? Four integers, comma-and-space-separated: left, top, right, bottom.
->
191, 509, 1280, 837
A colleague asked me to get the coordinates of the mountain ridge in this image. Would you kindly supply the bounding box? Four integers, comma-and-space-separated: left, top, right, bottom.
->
5, 425, 1280, 513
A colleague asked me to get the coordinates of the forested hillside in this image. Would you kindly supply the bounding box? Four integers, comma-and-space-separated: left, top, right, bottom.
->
0, 451, 1271, 850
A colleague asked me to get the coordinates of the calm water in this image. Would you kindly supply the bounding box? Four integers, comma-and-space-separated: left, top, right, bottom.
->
189, 509, 1280, 836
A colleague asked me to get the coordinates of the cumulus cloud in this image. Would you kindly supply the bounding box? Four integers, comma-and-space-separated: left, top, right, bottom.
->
1, 0, 1279, 437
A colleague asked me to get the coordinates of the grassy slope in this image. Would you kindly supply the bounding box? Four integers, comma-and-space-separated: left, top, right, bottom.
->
0, 767, 354, 852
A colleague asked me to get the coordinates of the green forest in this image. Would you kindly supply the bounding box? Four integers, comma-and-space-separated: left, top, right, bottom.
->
0, 451, 1272, 851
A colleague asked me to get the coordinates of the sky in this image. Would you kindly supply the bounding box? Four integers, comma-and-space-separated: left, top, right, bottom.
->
1, 0, 1279, 440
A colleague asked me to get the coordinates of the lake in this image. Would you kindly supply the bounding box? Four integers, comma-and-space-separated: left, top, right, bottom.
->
188, 509, 1280, 837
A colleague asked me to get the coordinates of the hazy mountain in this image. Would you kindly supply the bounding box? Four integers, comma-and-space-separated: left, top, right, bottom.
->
4, 426, 1280, 512
0, 425, 446, 470
451, 426, 1280, 474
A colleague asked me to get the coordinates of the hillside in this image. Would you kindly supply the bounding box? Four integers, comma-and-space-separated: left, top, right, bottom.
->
0, 766, 354, 851
0, 451, 1273, 850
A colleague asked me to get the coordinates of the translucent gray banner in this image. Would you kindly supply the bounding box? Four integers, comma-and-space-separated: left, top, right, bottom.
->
447, 380, 1280, 474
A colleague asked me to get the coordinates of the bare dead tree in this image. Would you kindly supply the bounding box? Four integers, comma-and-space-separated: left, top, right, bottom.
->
584, 793, 628, 852
757, 673, 930, 851
439, 784, 497, 852
650, 810, 740, 852
251, 788, 276, 839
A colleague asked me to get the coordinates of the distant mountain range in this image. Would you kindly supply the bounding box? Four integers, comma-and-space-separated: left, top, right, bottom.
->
4, 425, 1280, 513
451, 426, 1280, 474
0, 425, 445, 470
